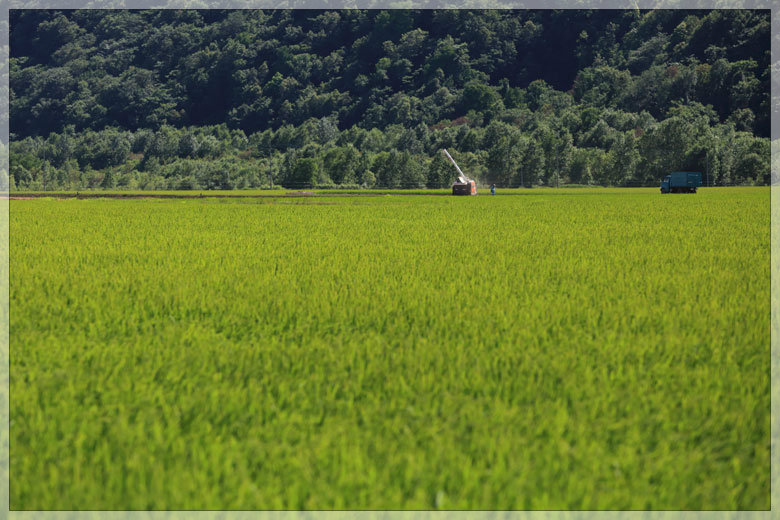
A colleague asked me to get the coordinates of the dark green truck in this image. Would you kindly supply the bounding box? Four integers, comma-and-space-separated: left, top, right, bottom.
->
660, 172, 702, 193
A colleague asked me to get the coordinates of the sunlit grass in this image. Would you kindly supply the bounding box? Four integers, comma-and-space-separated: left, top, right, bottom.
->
9, 187, 770, 509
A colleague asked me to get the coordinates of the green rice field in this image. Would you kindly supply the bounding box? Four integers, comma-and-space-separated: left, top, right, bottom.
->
9, 187, 771, 509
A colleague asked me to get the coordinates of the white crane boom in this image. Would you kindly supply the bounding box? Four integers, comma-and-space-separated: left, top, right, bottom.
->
441, 148, 467, 184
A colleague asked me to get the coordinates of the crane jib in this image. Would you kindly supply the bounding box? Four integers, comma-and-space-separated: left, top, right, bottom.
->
442, 149, 467, 184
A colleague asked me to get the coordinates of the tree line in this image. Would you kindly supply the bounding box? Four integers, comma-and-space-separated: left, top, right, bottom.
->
6, 9, 771, 190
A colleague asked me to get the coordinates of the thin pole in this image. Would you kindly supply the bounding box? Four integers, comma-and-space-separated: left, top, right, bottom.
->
441, 149, 466, 182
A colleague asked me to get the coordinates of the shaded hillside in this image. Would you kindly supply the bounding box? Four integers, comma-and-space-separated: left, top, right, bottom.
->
7, 9, 771, 190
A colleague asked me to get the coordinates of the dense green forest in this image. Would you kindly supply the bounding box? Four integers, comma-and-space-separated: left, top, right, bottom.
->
6, 9, 771, 190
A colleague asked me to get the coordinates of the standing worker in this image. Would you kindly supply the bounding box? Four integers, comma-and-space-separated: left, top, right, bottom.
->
490, 183, 496, 195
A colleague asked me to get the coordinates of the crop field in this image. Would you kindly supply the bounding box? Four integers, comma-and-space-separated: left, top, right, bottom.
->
9, 187, 770, 510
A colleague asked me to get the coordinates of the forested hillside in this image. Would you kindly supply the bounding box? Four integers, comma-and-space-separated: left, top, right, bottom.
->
8, 9, 771, 190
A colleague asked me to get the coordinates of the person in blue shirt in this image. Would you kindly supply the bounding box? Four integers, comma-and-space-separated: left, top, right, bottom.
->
490, 184, 496, 195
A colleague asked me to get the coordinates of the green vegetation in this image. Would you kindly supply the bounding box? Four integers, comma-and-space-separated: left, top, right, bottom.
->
10, 188, 770, 509
8, 9, 771, 191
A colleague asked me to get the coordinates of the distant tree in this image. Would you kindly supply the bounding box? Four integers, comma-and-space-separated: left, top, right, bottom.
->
101, 167, 116, 189
312, 117, 339, 145
372, 151, 397, 188
736, 153, 766, 185
426, 152, 453, 189
283, 157, 318, 189
323, 145, 360, 185
458, 82, 504, 120
178, 132, 200, 158
147, 125, 179, 163
485, 130, 521, 186
397, 151, 426, 188
198, 135, 221, 158
536, 125, 573, 187
360, 169, 376, 188
572, 66, 631, 107
568, 147, 593, 185
606, 131, 640, 186
727, 108, 755, 133
517, 138, 545, 187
